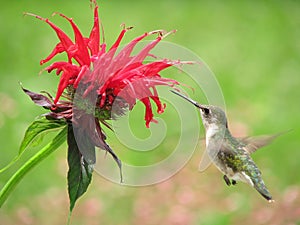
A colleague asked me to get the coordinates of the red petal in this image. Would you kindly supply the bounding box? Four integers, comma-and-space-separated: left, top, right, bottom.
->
115, 31, 161, 76
109, 28, 127, 53
26, 13, 74, 62
140, 97, 154, 128
150, 87, 165, 114
44, 62, 80, 104
73, 65, 90, 88
40, 43, 65, 65
58, 13, 91, 66
111, 32, 149, 70
96, 28, 131, 80
129, 35, 162, 64
88, 4, 100, 56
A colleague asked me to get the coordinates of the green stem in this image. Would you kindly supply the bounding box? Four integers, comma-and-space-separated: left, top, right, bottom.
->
0, 126, 67, 207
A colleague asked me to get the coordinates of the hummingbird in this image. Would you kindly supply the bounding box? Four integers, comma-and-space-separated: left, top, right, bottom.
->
171, 90, 278, 202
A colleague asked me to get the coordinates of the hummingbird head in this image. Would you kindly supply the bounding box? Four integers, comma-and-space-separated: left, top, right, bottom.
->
198, 105, 228, 130
171, 90, 228, 130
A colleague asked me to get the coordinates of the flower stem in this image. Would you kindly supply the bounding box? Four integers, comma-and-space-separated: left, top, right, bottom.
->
0, 126, 67, 207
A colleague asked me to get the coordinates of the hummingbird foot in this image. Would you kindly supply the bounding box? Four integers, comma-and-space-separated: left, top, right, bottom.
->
232, 180, 237, 185
223, 175, 231, 186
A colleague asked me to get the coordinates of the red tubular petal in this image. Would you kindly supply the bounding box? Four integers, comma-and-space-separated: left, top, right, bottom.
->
108, 61, 171, 87
40, 43, 65, 65
150, 87, 165, 114
95, 28, 129, 79
137, 61, 173, 77
150, 95, 165, 114
54, 74, 69, 104
109, 29, 127, 53
88, 5, 100, 56
104, 33, 149, 81
145, 77, 180, 86
73, 65, 89, 88
58, 13, 91, 66
140, 97, 153, 128
26, 13, 74, 61
114, 32, 160, 77
44, 62, 80, 104
112, 32, 149, 68
130, 36, 162, 64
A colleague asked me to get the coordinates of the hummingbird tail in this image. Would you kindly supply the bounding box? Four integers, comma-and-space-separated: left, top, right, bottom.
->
254, 181, 274, 203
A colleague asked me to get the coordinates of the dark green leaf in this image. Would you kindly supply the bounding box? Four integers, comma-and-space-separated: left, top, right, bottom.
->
67, 124, 94, 213
0, 117, 66, 173
72, 116, 96, 165
0, 126, 67, 207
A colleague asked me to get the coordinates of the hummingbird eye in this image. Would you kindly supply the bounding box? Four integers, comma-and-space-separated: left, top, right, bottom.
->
202, 108, 210, 115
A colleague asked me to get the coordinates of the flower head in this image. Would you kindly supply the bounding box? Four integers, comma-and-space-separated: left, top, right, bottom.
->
16, 1, 192, 215
26, 0, 182, 127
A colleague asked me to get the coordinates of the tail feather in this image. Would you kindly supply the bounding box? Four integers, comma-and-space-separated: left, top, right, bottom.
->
254, 181, 274, 203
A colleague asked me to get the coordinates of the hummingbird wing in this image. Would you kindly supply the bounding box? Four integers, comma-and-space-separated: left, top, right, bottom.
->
199, 135, 228, 172
240, 135, 277, 154
198, 147, 213, 172
239, 131, 289, 154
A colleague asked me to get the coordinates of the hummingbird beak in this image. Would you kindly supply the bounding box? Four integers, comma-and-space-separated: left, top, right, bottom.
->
170, 90, 206, 109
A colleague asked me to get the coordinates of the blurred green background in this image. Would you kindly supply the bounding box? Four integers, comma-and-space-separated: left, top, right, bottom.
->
0, 0, 300, 224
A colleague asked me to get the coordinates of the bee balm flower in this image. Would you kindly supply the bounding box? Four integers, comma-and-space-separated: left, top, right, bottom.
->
2, 1, 191, 215
26, 1, 182, 128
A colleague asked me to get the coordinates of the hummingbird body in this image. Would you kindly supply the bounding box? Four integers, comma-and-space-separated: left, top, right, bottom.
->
206, 121, 273, 202
171, 90, 275, 202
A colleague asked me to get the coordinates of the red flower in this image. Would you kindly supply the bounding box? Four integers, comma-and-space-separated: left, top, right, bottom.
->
26, 0, 182, 127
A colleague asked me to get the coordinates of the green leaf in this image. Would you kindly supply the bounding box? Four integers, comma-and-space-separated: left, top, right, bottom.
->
19, 117, 67, 154
0, 126, 67, 207
67, 124, 94, 213
0, 117, 66, 173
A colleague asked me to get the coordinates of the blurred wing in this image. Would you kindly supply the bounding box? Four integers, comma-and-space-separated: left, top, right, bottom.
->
198, 137, 226, 172
198, 148, 212, 172
240, 131, 289, 154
